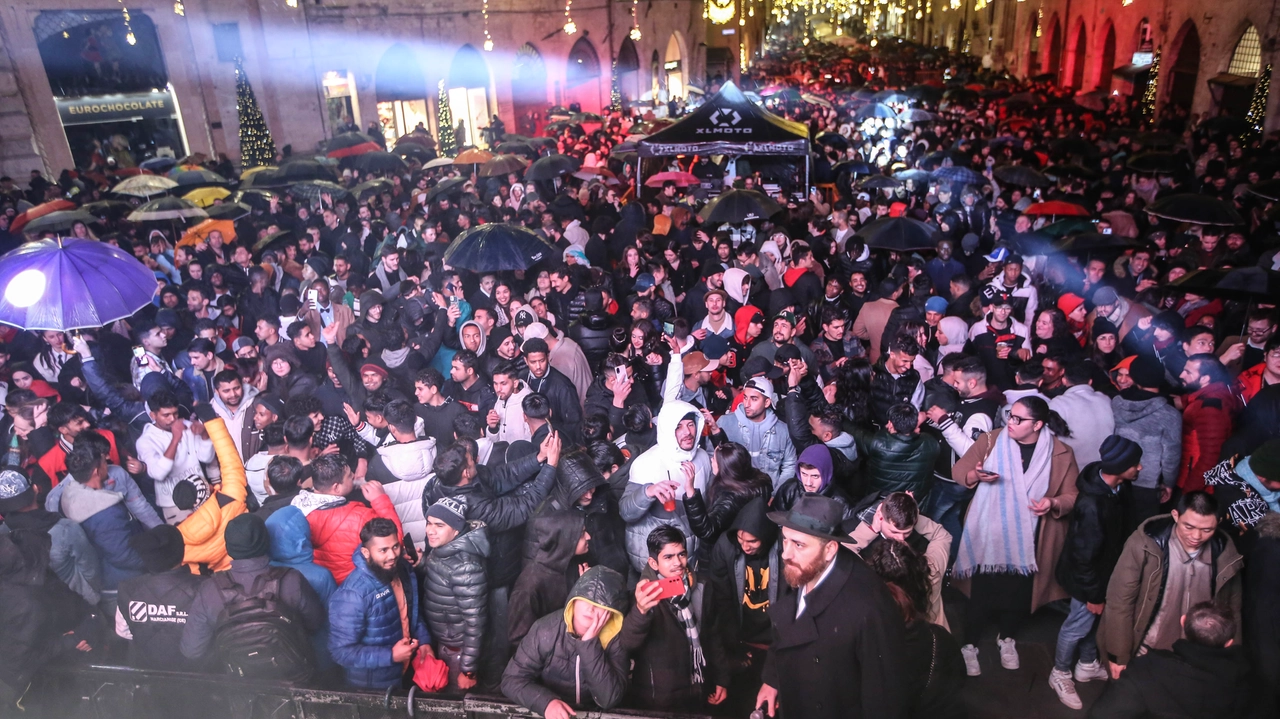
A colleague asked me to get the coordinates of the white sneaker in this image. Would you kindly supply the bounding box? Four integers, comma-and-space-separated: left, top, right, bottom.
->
1074, 659, 1109, 683
1049, 668, 1083, 710
997, 637, 1020, 670
961, 644, 981, 676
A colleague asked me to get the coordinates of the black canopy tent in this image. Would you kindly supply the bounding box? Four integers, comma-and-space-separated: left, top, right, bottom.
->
636, 81, 812, 192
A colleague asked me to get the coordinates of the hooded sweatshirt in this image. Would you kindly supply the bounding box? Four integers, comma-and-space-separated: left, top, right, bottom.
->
1111, 388, 1183, 490
717, 404, 798, 489
501, 566, 629, 714
724, 267, 751, 306
619, 401, 712, 571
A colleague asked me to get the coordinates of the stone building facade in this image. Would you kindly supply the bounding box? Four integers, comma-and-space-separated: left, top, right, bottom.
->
0, 0, 766, 177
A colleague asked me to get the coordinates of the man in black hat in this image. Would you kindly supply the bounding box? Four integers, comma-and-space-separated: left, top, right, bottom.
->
115, 525, 203, 670
755, 495, 908, 719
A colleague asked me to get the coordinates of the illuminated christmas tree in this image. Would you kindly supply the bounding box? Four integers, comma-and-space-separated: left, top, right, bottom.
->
437, 79, 457, 156
1141, 49, 1160, 119
610, 60, 623, 112
1245, 64, 1271, 142
235, 57, 276, 168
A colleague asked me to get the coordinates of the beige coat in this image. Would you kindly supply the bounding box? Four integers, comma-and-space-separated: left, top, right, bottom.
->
952, 430, 1080, 612
846, 514, 952, 630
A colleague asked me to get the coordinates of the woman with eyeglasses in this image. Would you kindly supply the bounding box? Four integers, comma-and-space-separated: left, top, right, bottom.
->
949, 396, 1080, 680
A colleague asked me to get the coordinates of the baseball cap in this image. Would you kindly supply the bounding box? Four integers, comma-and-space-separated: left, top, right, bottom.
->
775, 344, 803, 363
742, 355, 784, 380
1092, 286, 1119, 306
744, 376, 777, 405
774, 310, 797, 326
980, 285, 1013, 307
983, 247, 1010, 263
700, 333, 730, 360
925, 296, 948, 314
633, 273, 655, 292
682, 351, 719, 376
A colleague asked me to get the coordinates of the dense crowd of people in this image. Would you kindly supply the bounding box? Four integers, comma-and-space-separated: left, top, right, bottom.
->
0, 35, 1279, 719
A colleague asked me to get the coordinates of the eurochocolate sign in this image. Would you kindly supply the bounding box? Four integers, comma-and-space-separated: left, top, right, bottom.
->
56, 92, 176, 126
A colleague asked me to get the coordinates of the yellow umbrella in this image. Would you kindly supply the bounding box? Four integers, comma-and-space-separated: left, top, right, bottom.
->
178, 218, 236, 247
240, 166, 274, 179
183, 186, 231, 208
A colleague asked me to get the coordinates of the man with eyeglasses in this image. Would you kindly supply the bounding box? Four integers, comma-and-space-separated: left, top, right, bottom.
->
1220, 309, 1276, 374
1235, 336, 1280, 405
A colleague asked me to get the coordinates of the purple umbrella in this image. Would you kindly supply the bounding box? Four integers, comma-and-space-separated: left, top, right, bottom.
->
0, 237, 157, 331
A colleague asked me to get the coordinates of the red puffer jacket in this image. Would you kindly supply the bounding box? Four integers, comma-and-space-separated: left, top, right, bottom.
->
1178, 382, 1241, 493
307, 495, 402, 584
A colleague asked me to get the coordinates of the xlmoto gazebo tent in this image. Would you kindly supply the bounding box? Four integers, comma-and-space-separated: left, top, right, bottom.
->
637, 81, 812, 191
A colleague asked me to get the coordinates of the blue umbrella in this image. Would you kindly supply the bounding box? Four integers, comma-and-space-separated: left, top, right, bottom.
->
0, 238, 157, 331
933, 165, 986, 187
897, 108, 935, 123
443, 223, 559, 272
139, 156, 177, 174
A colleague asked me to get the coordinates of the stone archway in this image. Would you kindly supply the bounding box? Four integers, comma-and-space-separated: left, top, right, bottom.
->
1098, 23, 1116, 92
511, 43, 547, 136
1047, 18, 1063, 78
1167, 20, 1201, 111
1069, 21, 1087, 89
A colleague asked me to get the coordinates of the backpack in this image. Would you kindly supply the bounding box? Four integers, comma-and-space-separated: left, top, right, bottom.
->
211, 567, 315, 683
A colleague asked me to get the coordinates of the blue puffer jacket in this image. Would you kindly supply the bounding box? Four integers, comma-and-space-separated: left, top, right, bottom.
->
267, 506, 337, 604
328, 548, 430, 689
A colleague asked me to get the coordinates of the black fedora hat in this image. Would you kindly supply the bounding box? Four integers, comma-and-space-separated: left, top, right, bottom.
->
767, 495, 847, 542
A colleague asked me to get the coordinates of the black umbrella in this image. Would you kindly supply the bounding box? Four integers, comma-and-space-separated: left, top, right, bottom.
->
20, 210, 102, 235
479, 155, 529, 178
894, 169, 933, 184
239, 168, 282, 188
171, 169, 228, 188
859, 175, 903, 190
1127, 152, 1182, 175
1247, 179, 1280, 202
993, 165, 1051, 188
425, 177, 468, 203
205, 202, 253, 220
1145, 194, 1244, 226
392, 144, 434, 163
933, 165, 986, 187
918, 150, 966, 171
697, 189, 783, 224
872, 90, 912, 104
904, 85, 943, 102
344, 151, 407, 174
288, 181, 352, 204
496, 142, 539, 161
526, 154, 579, 181
854, 103, 897, 122
1171, 267, 1280, 302
816, 132, 850, 151
272, 159, 336, 185
253, 229, 293, 253
1198, 116, 1250, 135
443, 223, 559, 272
1053, 232, 1141, 255
855, 216, 937, 252
128, 196, 208, 222
233, 189, 278, 211
81, 200, 134, 218
832, 160, 874, 176
351, 179, 394, 201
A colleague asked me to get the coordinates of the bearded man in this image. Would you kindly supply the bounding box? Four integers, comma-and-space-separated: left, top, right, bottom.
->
754, 496, 909, 719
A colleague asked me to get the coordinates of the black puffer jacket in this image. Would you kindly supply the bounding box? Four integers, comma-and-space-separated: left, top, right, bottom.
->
1055, 463, 1131, 604
502, 566, 630, 714
423, 523, 490, 675
567, 313, 614, 373
869, 362, 920, 426
683, 480, 771, 547
772, 476, 856, 520
1088, 639, 1254, 719
422, 455, 554, 588
857, 428, 940, 501
510, 511, 585, 646
543, 451, 629, 576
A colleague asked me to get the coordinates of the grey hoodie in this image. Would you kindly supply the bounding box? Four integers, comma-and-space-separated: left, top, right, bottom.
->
717, 405, 798, 489
1111, 391, 1183, 490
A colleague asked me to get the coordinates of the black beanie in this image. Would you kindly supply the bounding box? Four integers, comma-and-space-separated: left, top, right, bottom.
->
224, 514, 270, 560
1128, 355, 1165, 390
129, 525, 186, 573
1098, 435, 1143, 476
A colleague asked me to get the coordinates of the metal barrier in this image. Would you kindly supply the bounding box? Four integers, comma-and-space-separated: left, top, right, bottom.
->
29, 665, 713, 719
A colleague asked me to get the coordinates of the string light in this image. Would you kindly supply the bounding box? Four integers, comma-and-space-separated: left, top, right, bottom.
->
564, 0, 576, 34
630, 0, 641, 41
1141, 48, 1160, 118
708, 0, 736, 24
286, 0, 298, 6
437, 80, 458, 155
1244, 63, 1271, 141
117, 0, 137, 46
173, 1, 184, 16
482, 0, 493, 51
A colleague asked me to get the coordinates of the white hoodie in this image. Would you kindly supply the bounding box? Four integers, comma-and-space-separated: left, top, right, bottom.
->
375, 438, 438, 548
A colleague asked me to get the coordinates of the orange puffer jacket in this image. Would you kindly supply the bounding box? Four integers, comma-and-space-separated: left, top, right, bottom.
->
178, 416, 248, 573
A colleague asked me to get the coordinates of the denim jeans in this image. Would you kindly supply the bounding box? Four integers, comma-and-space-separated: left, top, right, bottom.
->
1054, 598, 1100, 671
924, 479, 972, 566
